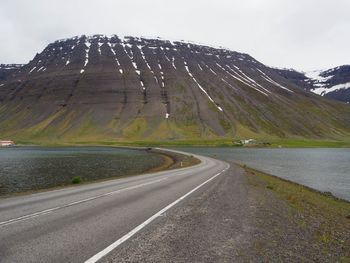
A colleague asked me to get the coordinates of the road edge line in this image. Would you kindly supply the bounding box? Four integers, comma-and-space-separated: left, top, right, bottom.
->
85, 164, 230, 263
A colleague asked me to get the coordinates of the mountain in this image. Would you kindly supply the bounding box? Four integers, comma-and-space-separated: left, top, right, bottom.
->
0, 64, 24, 82
275, 66, 350, 103
0, 34, 350, 143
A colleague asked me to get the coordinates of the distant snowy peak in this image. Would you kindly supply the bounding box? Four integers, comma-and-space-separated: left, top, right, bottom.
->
0, 64, 24, 70
0, 64, 24, 82
304, 66, 350, 98
274, 65, 350, 102
304, 70, 332, 87
312, 82, 350, 97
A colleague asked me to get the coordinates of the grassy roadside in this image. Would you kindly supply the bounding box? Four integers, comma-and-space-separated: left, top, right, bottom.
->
244, 166, 350, 218
268, 138, 350, 148
243, 165, 350, 261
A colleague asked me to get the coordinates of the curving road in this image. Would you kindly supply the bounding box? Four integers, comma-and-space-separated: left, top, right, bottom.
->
0, 149, 229, 263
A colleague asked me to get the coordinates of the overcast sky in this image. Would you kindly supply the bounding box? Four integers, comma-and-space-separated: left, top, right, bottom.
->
0, 0, 349, 71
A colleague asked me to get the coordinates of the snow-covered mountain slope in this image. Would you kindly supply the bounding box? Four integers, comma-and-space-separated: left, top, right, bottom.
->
0, 35, 350, 142
305, 66, 350, 102
276, 66, 350, 103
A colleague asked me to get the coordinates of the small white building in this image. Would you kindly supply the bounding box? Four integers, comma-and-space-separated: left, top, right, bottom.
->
240, 139, 256, 145
0, 140, 15, 147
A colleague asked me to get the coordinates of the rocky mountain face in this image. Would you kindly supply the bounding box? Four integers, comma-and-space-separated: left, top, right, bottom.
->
0, 35, 350, 142
0, 64, 24, 82
275, 66, 350, 103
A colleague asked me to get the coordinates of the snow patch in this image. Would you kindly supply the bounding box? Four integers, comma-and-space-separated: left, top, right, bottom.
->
98, 42, 103, 55
221, 78, 236, 90
184, 61, 223, 112
209, 67, 217, 76
80, 40, 91, 74
164, 55, 171, 62
312, 82, 350, 96
37, 66, 45, 72
140, 80, 145, 90
257, 69, 293, 93
216, 63, 268, 96
137, 45, 152, 71
121, 41, 146, 91
171, 57, 177, 69
231, 65, 270, 94
305, 70, 333, 84
107, 42, 122, 74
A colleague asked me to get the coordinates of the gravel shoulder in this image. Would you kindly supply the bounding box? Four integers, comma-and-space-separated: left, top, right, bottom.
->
105, 162, 350, 263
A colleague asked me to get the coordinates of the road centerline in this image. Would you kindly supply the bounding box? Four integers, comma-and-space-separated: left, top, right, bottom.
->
0, 177, 168, 228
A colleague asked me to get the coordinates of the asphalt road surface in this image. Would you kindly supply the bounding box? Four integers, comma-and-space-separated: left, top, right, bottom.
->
0, 149, 229, 263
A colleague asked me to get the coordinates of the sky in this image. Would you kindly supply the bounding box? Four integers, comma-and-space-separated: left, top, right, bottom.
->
0, 0, 349, 72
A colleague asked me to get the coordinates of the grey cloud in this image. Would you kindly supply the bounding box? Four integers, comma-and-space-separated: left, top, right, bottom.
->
0, 0, 349, 71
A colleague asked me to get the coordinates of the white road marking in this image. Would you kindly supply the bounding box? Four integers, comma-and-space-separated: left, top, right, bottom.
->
85, 164, 230, 263
0, 178, 167, 228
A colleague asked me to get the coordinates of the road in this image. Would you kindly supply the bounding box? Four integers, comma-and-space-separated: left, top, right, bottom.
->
0, 149, 229, 263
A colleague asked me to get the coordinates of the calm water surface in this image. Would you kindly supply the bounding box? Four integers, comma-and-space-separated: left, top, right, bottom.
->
177, 147, 350, 201
0, 147, 163, 195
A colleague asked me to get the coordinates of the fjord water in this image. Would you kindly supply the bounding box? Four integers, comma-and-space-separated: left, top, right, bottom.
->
178, 148, 350, 201
0, 147, 163, 196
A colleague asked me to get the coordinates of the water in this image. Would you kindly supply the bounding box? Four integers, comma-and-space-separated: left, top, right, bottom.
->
0, 147, 163, 195
177, 147, 350, 201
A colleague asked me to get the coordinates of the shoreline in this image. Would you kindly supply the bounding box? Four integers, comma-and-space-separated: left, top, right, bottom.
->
7, 137, 350, 149
0, 147, 200, 199
238, 162, 350, 204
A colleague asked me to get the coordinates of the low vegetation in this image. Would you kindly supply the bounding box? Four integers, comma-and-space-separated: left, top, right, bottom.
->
244, 166, 350, 261
14, 137, 350, 148
71, 176, 82, 184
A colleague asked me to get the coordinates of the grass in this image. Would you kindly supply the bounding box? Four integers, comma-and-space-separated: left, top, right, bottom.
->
268, 138, 350, 148
245, 166, 350, 216
3, 109, 350, 148
71, 176, 82, 184
243, 165, 350, 261
14, 138, 234, 147
14, 137, 350, 148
